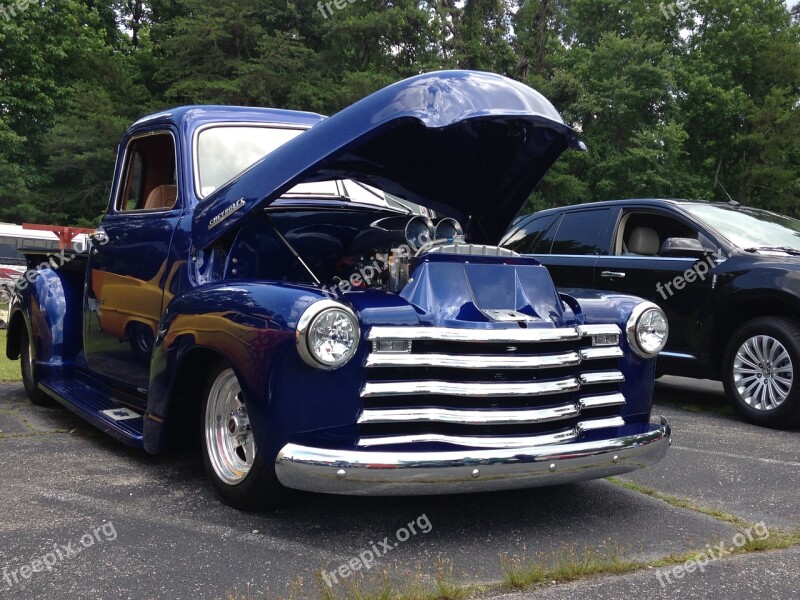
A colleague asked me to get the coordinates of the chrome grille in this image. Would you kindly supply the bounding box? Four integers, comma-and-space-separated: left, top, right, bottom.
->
360, 324, 626, 448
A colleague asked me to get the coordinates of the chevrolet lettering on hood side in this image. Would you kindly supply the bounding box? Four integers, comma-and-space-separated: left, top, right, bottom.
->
5, 71, 670, 510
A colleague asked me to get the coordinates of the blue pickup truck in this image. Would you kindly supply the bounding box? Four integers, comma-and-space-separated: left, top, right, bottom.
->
5, 71, 671, 510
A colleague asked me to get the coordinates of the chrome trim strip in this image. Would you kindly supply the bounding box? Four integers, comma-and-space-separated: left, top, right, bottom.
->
579, 347, 624, 360
579, 371, 625, 385
356, 416, 626, 448
367, 324, 622, 343
579, 393, 627, 409
365, 351, 582, 369
274, 417, 671, 495
361, 377, 581, 398
358, 403, 581, 426
660, 351, 696, 360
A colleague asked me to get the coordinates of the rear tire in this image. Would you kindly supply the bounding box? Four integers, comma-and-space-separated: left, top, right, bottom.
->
201, 361, 289, 510
722, 317, 800, 429
20, 327, 54, 406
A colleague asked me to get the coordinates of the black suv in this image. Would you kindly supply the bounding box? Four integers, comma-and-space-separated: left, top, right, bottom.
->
501, 199, 800, 429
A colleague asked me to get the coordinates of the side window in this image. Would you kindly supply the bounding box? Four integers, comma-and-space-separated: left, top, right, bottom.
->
122, 152, 145, 211
0, 237, 15, 259
502, 214, 555, 253
117, 132, 178, 212
616, 211, 712, 257
550, 209, 612, 255
533, 215, 562, 253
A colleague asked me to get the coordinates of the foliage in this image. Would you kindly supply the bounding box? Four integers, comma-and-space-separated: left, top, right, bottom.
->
1, 0, 800, 224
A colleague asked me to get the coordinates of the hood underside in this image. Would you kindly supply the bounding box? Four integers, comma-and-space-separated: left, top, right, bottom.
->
193, 70, 582, 248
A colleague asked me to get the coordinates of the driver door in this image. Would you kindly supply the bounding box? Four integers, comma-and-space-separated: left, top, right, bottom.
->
83, 130, 182, 393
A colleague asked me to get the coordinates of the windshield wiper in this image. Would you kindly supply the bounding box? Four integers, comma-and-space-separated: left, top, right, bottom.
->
744, 246, 800, 256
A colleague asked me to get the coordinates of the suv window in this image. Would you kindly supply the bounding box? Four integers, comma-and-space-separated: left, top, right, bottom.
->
615, 211, 716, 256
549, 209, 612, 255
502, 214, 555, 253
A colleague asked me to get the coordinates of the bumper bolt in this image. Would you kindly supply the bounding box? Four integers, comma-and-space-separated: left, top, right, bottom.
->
336, 469, 346, 480
471, 469, 480, 479
549, 463, 556, 472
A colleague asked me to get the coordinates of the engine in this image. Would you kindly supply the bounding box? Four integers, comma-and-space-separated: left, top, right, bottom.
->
338, 215, 518, 294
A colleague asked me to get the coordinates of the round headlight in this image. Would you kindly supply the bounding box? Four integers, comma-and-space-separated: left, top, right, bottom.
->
626, 302, 669, 358
296, 300, 360, 369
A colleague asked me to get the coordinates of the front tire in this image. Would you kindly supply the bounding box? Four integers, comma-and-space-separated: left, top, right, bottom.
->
722, 317, 800, 429
20, 327, 54, 406
201, 361, 289, 510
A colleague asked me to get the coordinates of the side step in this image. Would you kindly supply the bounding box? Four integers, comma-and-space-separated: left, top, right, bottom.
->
40, 377, 144, 447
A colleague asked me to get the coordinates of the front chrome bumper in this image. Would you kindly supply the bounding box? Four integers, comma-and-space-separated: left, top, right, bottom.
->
274, 417, 671, 495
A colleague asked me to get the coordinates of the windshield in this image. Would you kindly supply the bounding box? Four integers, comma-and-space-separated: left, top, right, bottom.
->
683, 204, 800, 251
196, 125, 304, 197
195, 125, 435, 217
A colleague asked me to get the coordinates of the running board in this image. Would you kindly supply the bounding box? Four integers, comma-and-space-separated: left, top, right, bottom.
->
39, 377, 144, 447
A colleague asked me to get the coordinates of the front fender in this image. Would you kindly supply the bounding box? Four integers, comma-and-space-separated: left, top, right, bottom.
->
146, 281, 354, 455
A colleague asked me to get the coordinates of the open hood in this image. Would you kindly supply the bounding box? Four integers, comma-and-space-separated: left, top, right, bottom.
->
193, 70, 582, 248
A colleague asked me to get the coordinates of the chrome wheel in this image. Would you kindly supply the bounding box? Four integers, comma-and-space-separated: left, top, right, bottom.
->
733, 335, 793, 411
204, 369, 256, 485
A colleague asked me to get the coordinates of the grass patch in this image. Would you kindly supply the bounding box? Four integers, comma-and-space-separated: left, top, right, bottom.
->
608, 478, 750, 527
0, 330, 20, 382
224, 525, 800, 600
501, 545, 643, 589
316, 560, 476, 600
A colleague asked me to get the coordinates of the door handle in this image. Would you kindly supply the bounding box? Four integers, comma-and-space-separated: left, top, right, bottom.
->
600, 271, 626, 279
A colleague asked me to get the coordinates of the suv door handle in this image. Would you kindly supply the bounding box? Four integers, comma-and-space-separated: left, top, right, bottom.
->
600, 271, 626, 279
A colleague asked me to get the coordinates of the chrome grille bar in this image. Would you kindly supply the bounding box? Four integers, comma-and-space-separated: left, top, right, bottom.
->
579, 347, 624, 360
579, 371, 626, 385
367, 323, 621, 343
368, 327, 576, 343
366, 351, 582, 369
362, 377, 582, 398
358, 393, 626, 426
579, 393, 627, 409
361, 371, 623, 398
359, 403, 581, 425
357, 416, 627, 448
365, 346, 623, 369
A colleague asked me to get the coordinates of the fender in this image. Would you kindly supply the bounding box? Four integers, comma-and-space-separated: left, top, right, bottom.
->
145, 281, 335, 454
5, 264, 84, 376
701, 271, 800, 369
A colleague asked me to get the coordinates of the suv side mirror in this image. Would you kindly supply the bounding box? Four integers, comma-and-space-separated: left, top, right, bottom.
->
660, 237, 708, 259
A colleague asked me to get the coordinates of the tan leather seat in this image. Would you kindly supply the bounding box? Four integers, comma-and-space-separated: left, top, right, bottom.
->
143, 185, 178, 210
627, 226, 660, 255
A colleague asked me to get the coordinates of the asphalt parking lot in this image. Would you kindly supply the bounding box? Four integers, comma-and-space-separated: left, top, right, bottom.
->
0, 377, 797, 600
